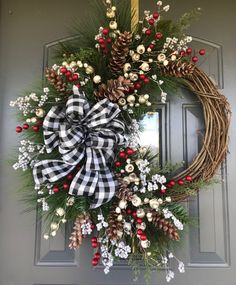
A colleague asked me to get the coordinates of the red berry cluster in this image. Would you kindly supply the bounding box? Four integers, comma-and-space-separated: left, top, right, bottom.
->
144, 11, 160, 36
15, 122, 42, 133
92, 251, 101, 267
166, 175, 193, 189
134, 74, 150, 91
115, 148, 135, 168
181, 48, 206, 63
91, 236, 101, 267
97, 28, 113, 54
52, 165, 81, 193
60, 67, 80, 85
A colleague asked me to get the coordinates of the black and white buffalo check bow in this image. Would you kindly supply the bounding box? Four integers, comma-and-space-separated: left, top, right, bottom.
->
33, 85, 126, 208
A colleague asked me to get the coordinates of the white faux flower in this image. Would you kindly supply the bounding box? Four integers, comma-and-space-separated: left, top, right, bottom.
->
136, 44, 146, 54
157, 53, 166, 62
140, 240, 150, 248
140, 62, 150, 72
149, 198, 159, 209
165, 196, 171, 203
132, 53, 141, 62
131, 194, 142, 207
163, 5, 170, 12
56, 207, 65, 217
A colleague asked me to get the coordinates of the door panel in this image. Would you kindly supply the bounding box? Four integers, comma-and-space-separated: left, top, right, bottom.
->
1, 0, 236, 284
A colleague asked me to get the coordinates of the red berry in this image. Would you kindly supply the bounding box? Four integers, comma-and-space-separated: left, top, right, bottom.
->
169, 180, 176, 187
139, 74, 146, 80
192, 56, 198, 63
132, 212, 137, 218
98, 38, 105, 44
94, 252, 101, 259
92, 257, 99, 266
63, 183, 69, 190
166, 183, 172, 189
148, 18, 155, 25
60, 67, 67, 74
155, 32, 162, 40
144, 77, 150, 84
53, 186, 60, 193
119, 151, 126, 159
107, 37, 112, 44
100, 43, 106, 49
115, 161, 122, 167
72, 74, 79, 81
67, 174, 74, 180
153, 11, 160, 19
160, 188, 166, 194
91, 224, 96, 230
186, 47, 192, 54
22, 123, 29, 129
199, 49, 205, 56
126, 148, 135, 155
91, 242, 98, 248
178, 179, 184, 186
102, 28, 109, 35
16, 126, 23, 133
180, 50, 186, 56
140, 234, 147, 241
134, 82, 141, 90
75, 84, 81, 89
149, 43, 155, 49
68, 76, 73, 82
91, 237, 97, 243
32, 125, 40, 132
136, 218, 142, 224
186, 175, 193, 182
145, 29, 151, 36
65, 71, 71, 77
127, 208, 132, 215
137, 229, 143, 235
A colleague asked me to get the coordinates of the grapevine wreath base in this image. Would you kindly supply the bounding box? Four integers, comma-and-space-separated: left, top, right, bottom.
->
11, 0, 231, 283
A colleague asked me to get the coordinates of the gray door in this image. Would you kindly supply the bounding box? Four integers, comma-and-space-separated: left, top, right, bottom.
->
0, 0, 235, 284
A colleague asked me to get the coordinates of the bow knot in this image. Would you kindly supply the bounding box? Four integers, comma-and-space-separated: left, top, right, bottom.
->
33, 86, 126, 208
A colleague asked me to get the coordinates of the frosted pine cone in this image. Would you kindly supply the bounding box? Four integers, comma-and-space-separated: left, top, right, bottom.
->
160, 60, 195, 78
151, 211, 180, 241
94, 76, 133, 102
109, 32, 132, 75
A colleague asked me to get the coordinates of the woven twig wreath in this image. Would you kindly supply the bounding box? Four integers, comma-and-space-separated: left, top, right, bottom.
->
172, 67, 232, 201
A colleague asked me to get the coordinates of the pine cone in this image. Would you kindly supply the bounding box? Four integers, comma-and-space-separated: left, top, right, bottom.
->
115, 174, 133, 201
69, 213, 90, 250
106, 208, 124, 241
109, 32, 132, 75
160, 61, 195, 78
151, 211, 180, 241
94, 76, 133, 102
46, 68, 67, 92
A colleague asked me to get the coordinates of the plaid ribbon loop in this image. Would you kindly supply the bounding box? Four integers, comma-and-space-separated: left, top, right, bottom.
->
33, 86, 126, 208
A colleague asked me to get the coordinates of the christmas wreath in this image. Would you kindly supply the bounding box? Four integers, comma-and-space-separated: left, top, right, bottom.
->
10, 0, 231, 283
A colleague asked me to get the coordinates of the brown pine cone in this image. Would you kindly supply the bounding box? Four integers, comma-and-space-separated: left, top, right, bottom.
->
109, 32, 132, 75
106, 208, 124, 241
151, 211, 180, 241
46, 68, 67, 92
160, 60, 195, 78
94, 76, 133, 102
69, 213, 91, 250
115, 174, 133, 201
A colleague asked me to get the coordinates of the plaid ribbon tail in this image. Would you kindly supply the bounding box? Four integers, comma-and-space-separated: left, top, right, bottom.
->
69, 167, 117, 208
